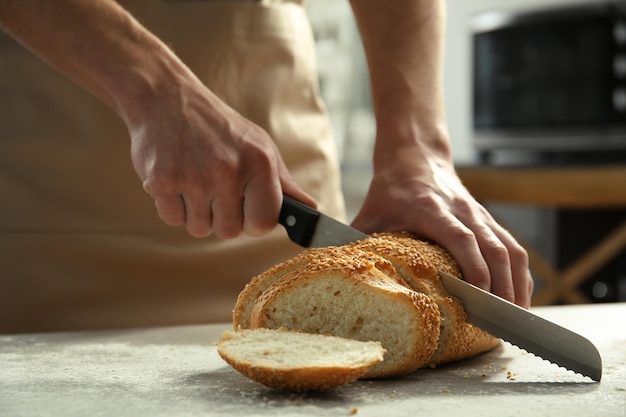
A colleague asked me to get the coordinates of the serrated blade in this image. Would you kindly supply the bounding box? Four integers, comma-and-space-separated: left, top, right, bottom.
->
278, 196, 603, 381
439, 271, 603, 381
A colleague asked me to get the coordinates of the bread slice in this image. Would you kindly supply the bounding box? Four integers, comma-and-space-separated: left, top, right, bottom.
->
350, 232, 499, 366
217, 328, 385, 391
249, 247, 441, 378
232, 246, 409, 330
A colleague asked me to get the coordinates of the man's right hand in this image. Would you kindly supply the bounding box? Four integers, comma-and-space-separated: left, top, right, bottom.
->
0, 0, 315, 240
127, 71, 316, 239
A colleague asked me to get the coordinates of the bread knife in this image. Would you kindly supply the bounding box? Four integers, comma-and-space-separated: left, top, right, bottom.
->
278, 195, 603, 381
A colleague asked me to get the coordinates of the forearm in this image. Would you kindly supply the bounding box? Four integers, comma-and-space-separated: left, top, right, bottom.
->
349, 1, 533, 308
0, 0, 186, 124
0, 0, 316, 238
349, 0, 451, 164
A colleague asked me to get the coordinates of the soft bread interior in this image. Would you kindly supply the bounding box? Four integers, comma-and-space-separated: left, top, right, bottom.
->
351, 232, 499, 365
233, 246, 410, 330
225, 234, 500, 388
218, 328, 385, 391
249, 252, 440, 378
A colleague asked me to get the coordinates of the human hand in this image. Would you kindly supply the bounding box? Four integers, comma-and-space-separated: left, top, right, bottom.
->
126, 72, 315, 239
0, 0, 315, 239
350, 142, 533, 308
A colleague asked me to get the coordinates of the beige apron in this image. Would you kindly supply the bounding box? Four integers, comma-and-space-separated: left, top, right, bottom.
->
0, 0, 345, 334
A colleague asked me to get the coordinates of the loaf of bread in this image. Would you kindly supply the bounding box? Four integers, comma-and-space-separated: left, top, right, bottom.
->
226, 232, 499, 388
233, 246, 410, 330
248, 249, 441, 378
350, 232, 499, 366
217, 328, 385, 391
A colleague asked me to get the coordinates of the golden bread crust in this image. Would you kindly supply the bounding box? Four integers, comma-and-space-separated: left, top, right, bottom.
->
224, 233, 500, 389
217, 329, 384, 391
233, 245, 409, 330
250, 248, 441, 378
351, 232, 499, 365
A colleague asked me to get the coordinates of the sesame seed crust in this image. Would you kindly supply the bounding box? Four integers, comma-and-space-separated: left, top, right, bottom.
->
351, 232, 499, 365
227, 232, 499, 388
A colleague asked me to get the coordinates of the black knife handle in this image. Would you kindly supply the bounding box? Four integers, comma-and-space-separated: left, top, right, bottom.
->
279, 195, 320, 247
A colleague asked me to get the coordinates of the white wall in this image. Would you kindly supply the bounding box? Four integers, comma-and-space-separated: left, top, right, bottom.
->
443, 0, 597, 163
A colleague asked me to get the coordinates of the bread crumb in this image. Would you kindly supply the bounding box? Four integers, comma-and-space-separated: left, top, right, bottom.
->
442, 389, 450, 393
350, 407, 358, 415
506, 371, 518, 381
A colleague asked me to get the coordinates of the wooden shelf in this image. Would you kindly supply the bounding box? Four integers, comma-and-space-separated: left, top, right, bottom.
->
456, 165, 626, 305
457, 165, 626, 208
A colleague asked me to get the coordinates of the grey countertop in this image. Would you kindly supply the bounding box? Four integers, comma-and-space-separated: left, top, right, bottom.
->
1, 303, 625, 417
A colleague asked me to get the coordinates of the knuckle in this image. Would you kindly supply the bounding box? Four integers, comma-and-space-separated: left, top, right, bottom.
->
244, 216, 276, 237
466, 266, 492, 293
153, 197, 185, 226
527, 277, 535, 297
244, 141, 277, 173
448, 226, 477, 245
159, 212, 184, 227
469, 274, 491, 292
247, 223, 273, 238
145, 170, 179, 196
509, 242, 530, 266
500, 289, 517, 302
187, 224, 211, 238
213, 222, 242, 240
485, 240, 511, 263
247, 156, 276, 183
411, 192, 441, 211
452, 197, 475, 218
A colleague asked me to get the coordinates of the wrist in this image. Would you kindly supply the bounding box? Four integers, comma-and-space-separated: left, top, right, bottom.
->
104, 37, 187, 126
372, 118, 453, 172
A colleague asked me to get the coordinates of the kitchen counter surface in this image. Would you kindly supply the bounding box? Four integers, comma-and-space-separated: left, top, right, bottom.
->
1, 303, 624, 417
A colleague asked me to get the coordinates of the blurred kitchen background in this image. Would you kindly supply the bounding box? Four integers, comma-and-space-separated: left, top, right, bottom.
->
305, 0, 626, 304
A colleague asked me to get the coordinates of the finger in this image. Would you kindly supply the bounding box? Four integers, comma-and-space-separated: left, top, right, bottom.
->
242, 173, 282, 237
153, 193, 186, 227
439, 227, 492, 292
182, 193, 212, 238
412, 209, 493, 292
211, 194, 244, 239
488, 224, 534, 308
464, 217, 516, 304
